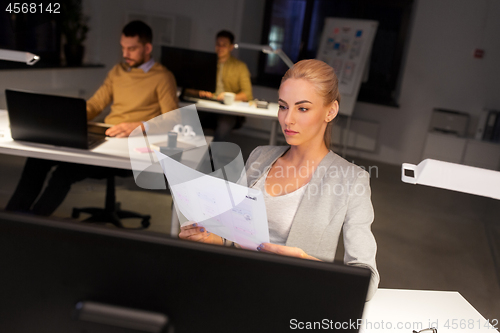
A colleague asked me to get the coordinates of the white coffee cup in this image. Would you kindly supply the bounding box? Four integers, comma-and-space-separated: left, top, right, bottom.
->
172, 124, 195, 137
182, 125, 196, 137
223, 92, 236, 105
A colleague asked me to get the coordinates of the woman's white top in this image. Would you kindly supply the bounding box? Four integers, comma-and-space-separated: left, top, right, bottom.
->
252, 168, 308, 245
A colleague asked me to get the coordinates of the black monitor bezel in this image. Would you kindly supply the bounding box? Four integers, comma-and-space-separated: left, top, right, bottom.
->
0, 211, 370, 333
161, 46, 217, 93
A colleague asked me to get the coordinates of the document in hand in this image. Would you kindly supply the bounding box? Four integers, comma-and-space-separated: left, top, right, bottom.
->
154, 149, 270, 250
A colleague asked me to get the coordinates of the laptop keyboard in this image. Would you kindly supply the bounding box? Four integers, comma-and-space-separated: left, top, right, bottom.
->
88, 133, 105, 148
181, 95, 223, 103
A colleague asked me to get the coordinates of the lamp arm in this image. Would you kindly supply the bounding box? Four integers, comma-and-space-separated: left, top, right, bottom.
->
273, 49, 294, 68
0, 49, 40, 65
234, 43, 294, 68
235, 43, 274, 53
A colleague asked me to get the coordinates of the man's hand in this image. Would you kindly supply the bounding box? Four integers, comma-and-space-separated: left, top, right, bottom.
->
105, 122, 143, 138
179, 222, 224, 245
217, 92, 247, 101
257, 243, 320, 261
199, 91, 214, 99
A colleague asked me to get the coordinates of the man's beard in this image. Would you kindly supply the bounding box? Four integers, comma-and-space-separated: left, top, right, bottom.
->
124, 57, 145, 68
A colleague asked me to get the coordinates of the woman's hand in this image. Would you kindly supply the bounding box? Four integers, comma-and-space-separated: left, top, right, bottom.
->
179, 223, 223, 245
257, 243, 320, 261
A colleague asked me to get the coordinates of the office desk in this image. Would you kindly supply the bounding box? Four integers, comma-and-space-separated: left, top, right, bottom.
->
362, 289, 498, 332
179, 100, 280, 144
0, 110, 207, 172
0, 109, 210, 233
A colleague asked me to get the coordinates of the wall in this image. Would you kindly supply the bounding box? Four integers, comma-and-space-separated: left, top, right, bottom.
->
82, 0, 247, 66
237, 0, 266, 77
0, 68, 105, 110
349, 0, 500, 165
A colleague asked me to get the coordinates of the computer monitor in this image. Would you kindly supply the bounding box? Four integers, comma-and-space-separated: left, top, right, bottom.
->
161, 46, 217, 93
0, 211, 370, 333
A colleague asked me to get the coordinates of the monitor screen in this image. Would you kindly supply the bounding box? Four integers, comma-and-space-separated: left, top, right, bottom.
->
0, 211, 370, 333
161, 46, 217, 93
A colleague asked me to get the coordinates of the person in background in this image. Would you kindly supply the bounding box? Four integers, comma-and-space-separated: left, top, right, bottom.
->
179, 59, 379, 301
6, 20, 178, 216
198, 30, 253, 141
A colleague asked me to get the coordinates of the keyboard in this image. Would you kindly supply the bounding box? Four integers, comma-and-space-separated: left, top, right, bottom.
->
181, 95, 222, 104
87, 133, 106, 148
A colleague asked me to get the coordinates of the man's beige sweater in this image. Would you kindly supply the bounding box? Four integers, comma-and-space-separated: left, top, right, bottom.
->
86, 62, 178, 125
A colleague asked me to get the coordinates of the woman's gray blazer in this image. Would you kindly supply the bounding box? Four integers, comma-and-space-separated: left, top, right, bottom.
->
244, 146, 379, 300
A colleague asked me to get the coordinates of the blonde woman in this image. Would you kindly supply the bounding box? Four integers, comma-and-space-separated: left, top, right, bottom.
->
180, 59, 379, 300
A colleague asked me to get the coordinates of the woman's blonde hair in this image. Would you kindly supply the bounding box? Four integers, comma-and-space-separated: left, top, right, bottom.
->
280, 59, 340, 147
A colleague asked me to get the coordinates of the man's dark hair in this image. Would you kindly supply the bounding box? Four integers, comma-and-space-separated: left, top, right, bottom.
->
216, 30, 235, 44
122, 20, 153, 44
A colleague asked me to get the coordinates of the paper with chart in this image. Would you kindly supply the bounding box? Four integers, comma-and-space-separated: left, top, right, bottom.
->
317, 18, 377, 96
154, 149, 269, 250
316, 18, 378, 116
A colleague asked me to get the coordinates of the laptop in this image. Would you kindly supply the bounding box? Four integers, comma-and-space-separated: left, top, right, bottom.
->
5, 89, 108, 149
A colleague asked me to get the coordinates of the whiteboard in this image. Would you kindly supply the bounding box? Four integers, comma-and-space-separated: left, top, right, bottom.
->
316, 18, 378, 116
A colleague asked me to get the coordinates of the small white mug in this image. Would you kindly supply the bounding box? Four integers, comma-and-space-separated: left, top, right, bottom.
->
173, 124, 184, 134
223, 92, 236, 105
182, 125, 196, 137
172, 124, 195, 137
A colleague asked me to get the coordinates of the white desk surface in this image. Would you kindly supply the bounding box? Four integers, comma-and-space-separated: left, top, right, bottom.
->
0, 110, 208, 172
179, 100, 279, 120
362, 289, 498, 332
179, 100, 280, 145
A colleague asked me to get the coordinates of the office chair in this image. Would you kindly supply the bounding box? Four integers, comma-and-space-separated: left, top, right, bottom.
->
72, 175, 151, 229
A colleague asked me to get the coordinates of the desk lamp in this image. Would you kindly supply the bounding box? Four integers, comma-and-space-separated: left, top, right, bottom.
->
402, 159, 500, 200
0, 49, 40, 65
234, 42, 293, 68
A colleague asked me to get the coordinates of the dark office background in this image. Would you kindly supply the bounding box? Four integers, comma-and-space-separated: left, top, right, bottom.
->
256, 0, 414, 106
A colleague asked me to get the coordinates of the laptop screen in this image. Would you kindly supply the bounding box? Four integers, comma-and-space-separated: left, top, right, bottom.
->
6, 89, 90, 149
